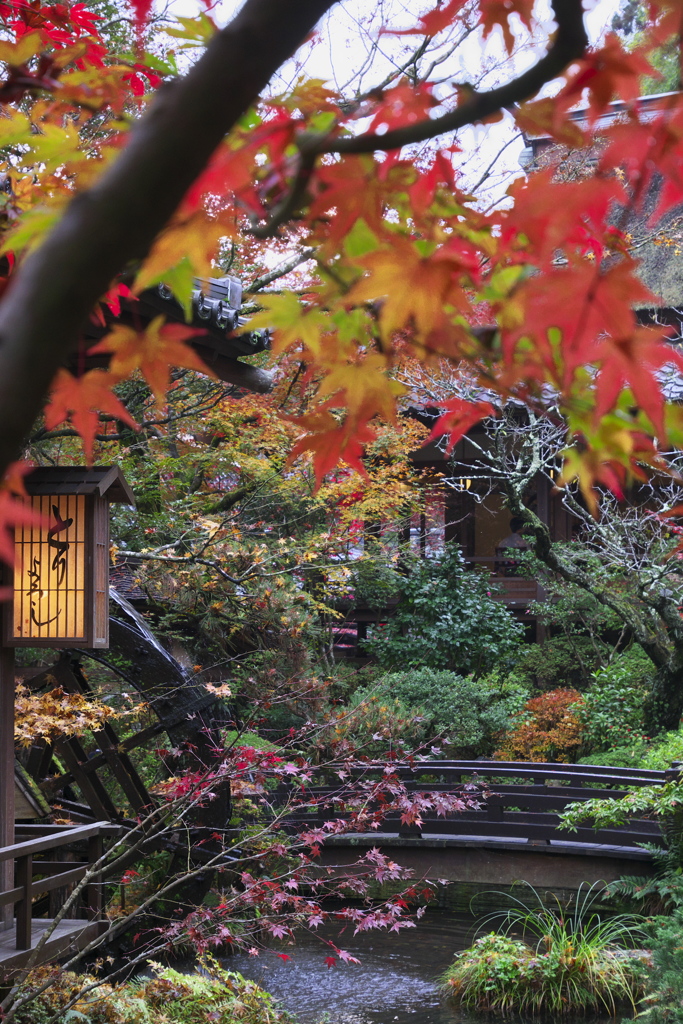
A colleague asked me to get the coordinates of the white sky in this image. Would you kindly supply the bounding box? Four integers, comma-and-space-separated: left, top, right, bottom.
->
164, 0, 623, 205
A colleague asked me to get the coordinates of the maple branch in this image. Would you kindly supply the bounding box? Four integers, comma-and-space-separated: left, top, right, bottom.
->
246, 248, 316, 292
0, 0, 337, 478
313, 0, 587, 155
471, 131, 524, 192
249, 150, 318, 239
249, 0, 588, 239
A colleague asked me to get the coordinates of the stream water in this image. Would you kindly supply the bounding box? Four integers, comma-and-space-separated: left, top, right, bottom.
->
223, 911, 521, 1024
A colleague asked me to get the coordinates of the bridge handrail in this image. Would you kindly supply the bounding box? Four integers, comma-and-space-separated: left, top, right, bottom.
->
400, 760, 666, 780
280, 760, 673, 854
302, 760, 669, 789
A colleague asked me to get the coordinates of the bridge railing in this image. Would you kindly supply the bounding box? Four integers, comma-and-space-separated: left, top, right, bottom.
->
281, 760, 672, 853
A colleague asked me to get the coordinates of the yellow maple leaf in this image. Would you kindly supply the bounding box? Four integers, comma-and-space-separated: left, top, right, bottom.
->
90, 315, 216, 402
0, 31, 42, 66
316, 352, 403, 421
248, 292, 328, 354
346, 238, 476, 340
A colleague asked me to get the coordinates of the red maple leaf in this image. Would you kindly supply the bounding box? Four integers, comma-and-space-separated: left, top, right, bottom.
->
600, 103, 683, 221
409, 148, 459, 215
429, 397, 495, 452
499, 170, 625, 268
593, 326, 683, 438
288, 408, 377, 486
555, 35, 656, 124
479, 0, 534, 53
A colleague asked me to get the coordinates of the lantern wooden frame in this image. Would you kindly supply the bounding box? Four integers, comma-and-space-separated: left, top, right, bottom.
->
3, 467, 134, 649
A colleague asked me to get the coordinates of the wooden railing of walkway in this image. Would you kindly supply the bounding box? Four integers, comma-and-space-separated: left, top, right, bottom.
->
0, 822, 120, 972
283, 761, 673, 854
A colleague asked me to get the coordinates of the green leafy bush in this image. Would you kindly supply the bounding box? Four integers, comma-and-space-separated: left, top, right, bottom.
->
355, 669, 528, 757
643, 730, 683, 771
441, 883, 646, 1016
577, 647, 652, 754
638, 908, 683, 1024
513, 635, 609, 691
362, 547, 524, 676
579, 741, 650, 769
314, 690, 429, 759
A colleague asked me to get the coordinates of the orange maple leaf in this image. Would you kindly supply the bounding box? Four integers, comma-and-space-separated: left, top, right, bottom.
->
514, 98, 588, 149
45, 368, 138, 462
347, 237, 479, 340
307, 156, 410, 248
134, 212, 226, 291
0, 459, 34, 499
90, 315, 214, 402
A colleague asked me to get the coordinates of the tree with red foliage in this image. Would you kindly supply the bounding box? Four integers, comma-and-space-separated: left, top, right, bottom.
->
0, 0, 680, 522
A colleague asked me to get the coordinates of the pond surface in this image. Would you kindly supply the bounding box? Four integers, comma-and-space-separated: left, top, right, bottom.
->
223, 911, 519, 1024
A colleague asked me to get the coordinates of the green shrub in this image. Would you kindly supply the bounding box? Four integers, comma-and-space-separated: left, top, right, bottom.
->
223, 730, 278, 752
643, 730, 683, 770
513, 635, 608, 691
441, 883, 647, 1016
638, 908, 683, 1024
579, 741, 650, 768
356, 669, 528, 757
577, 647, 652, 754
314, 690, 429, 759
362, 547, 523, 676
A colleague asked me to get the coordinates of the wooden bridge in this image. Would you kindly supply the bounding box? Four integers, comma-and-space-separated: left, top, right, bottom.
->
284, 760, 672, 896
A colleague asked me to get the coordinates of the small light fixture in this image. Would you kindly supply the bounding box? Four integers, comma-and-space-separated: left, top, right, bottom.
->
4, 467, 134, 649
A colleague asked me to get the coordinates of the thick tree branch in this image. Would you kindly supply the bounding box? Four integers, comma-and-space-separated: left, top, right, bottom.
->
0, 0, 335, 477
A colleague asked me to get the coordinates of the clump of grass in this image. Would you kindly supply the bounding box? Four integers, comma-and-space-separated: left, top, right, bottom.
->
441, 882, 648, 1017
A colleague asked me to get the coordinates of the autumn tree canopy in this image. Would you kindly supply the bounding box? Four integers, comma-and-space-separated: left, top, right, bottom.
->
0, 0, 681, 535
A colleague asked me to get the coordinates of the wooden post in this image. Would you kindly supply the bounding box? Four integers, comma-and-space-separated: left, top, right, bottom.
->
0, 645, 15, 931
86, 833, 103, 919
15, 853, 32, 949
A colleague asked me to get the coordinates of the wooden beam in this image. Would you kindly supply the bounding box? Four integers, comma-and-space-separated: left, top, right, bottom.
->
0, 647, 14, 931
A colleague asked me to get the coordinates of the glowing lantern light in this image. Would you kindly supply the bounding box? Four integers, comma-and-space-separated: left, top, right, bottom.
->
4, 467, 134, 649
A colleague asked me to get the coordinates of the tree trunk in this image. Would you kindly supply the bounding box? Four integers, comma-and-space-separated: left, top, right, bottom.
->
644, 663, 683, 734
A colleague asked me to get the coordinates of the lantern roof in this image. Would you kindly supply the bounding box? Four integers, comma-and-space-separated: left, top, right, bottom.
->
24, 466, 135, 505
